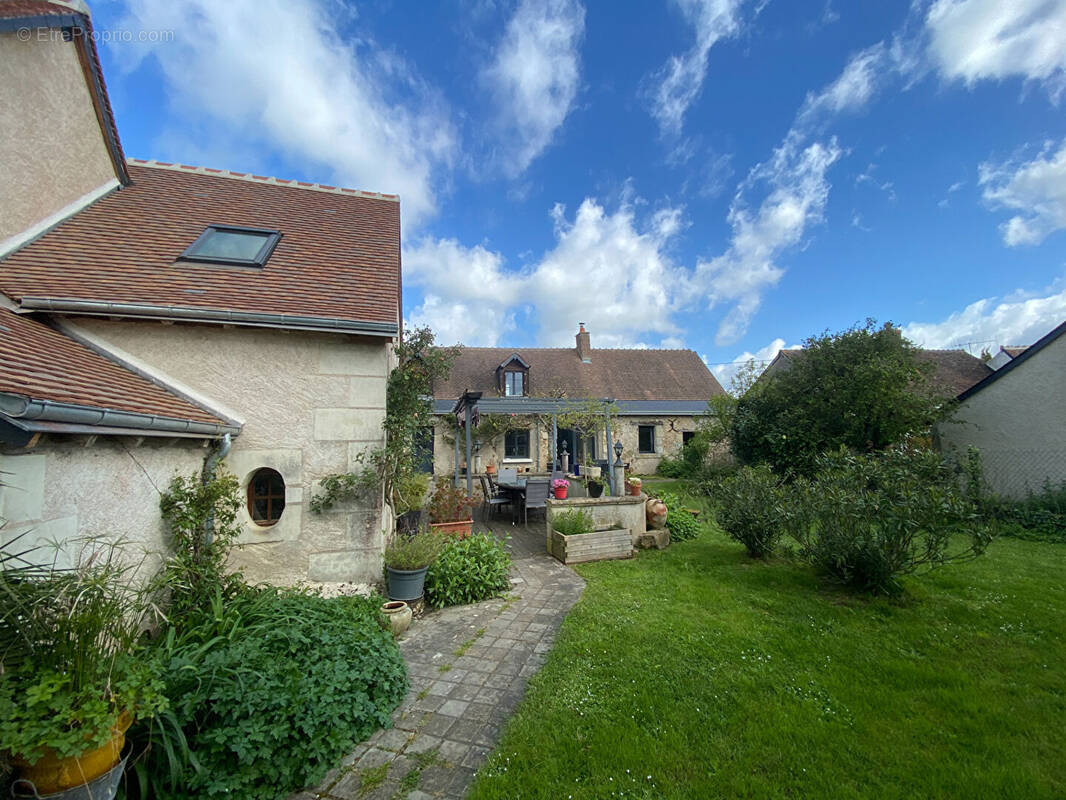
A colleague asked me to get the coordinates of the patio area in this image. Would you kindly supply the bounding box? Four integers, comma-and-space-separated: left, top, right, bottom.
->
292, 512, 583, 800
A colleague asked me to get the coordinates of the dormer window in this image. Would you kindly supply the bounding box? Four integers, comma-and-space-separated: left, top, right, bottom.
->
180, 225, 281, 267
496, 353, 530, 397
505, 371, 524, 396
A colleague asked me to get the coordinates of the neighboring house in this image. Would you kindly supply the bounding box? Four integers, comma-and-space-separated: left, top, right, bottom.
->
429, 325, 726, 475
987, 346, 1028, 371
0, 1, 400, 585
938, 320, 1066, 499
762, 346, 992, 396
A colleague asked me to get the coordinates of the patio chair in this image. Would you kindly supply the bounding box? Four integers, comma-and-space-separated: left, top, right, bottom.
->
498, 467, 518, 484
523, 478, 551, 525
479, 475, 511, 520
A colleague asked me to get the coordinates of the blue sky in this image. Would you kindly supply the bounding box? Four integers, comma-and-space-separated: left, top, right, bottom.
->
94, 0, 1066, 384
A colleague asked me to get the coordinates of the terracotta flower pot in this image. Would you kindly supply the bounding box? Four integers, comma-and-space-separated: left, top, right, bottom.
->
429, 519, 472, 538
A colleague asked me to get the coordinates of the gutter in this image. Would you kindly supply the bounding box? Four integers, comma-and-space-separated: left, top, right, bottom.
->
17, 298, 399, 337
0, 392, 241, 438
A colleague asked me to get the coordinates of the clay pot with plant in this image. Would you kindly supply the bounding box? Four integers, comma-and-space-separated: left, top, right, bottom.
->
427, 481, 475, 538
0, 536, 165, 799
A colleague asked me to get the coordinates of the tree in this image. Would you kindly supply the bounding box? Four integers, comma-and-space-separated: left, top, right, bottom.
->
730, 320, 950, 476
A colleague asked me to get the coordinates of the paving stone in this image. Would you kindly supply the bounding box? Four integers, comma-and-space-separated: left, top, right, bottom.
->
447, 718, 484, 743
374, 727, 411, 752
437, 738, 472, 765
438, 698, 469, 717
419, 713, 457, 738
464, 702, 494, 722
356, 748, 393, 770
417, 765, 455, 794
406, 733, 442, 755
447, 682, 481, 702
461, 744, 491, 769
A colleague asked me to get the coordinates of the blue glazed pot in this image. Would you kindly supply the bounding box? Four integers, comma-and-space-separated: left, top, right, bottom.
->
386, 566, 429, 601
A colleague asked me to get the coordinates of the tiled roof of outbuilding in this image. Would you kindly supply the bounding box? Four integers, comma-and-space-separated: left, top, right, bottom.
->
0, 162, 401, 331
0, 305, 230, 428
435, 346, 725, 402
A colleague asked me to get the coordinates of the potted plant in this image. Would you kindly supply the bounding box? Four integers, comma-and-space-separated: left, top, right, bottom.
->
383, 531, 443, 601
485, 463, 497, 476
0, 538, 165, 799
627, 477, 643, 496
552, 478, 570, 500
427, 481, 475, 538
583, 475, 604, 498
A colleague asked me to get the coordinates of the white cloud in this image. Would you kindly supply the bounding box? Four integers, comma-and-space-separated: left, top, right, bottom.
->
979, 140, 1066, 246
111, 0, 455, 229
644, 0, 744, 137
403, 196, 687, 348
903, 282, 1066, 352
925, 0, 1066, 99
694, 135, 843, 345
708, 337, 798, 392
482, 0, 586, 176
797, 43, 889, 125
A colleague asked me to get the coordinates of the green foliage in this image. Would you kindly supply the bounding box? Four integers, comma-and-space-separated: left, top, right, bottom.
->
981, 479, 1066, 543
658, 492, 701, 542
312, 326, 457, 513
713, 465, 787, 558
657, 432, 714, 479
552, 509, 596, 536
786, 445, 993, 595
427, 480, 475, 523
424, 533, 513, 609
0, 537, 165, 762
159, 469, 244, 617
731, 320, 949, 476
383, 531, 444, 570
143, 588, 407, 799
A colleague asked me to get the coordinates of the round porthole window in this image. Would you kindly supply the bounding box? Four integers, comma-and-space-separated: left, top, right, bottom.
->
247, 468, 285, 527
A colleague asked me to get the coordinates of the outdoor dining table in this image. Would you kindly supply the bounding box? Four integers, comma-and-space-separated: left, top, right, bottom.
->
494, 478, 527, 523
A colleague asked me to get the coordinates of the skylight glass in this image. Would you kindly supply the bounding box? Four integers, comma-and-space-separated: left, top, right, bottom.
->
180, 225, 281, 267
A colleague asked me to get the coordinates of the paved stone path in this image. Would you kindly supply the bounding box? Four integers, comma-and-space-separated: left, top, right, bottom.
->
293, 518, 585, 800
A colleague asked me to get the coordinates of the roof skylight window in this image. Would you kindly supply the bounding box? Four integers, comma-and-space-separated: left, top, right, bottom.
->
180, 225, 281, 267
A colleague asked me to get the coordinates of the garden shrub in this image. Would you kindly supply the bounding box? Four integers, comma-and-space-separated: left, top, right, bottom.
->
424, 532, 512, 608
792, 445, 993, 594
144, 587, 406, 799
714, 465, 786, 558
982, 479, 1066, 543
657, 492, 701, 542
552, 509, 595, 536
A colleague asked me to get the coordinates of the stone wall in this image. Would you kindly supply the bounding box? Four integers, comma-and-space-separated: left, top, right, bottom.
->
64, 318, 392, 585
0, 437, 205, 572
431, 415, 702, 476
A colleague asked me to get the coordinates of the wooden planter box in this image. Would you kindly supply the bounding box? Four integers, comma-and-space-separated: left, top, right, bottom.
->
548, 525, 632, 565
429, 519, 472, 538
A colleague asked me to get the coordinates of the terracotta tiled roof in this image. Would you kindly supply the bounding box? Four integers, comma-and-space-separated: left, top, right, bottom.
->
0, 1, 81, 18
0, 163, 400, 330
0, 305, 227, 426
914, 350, 993, 395
435, 346, 725, 402
764, 347, 991, 395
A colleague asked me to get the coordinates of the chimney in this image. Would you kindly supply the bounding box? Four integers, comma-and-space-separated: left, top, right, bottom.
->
576, 323, 591, 363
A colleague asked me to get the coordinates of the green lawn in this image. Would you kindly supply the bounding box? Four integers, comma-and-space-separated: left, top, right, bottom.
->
468, 486, 1066, 800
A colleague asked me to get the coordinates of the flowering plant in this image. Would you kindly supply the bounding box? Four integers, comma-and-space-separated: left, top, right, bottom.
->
428, 481, 475, 523
551, 479, 570, 490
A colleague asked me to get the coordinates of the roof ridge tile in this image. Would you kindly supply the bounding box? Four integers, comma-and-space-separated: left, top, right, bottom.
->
126, 159, 400, 202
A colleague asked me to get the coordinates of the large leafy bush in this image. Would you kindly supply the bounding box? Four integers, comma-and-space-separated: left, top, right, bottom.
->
714, 466, 786, 558
731, 321, 948, 476
787, 445, 993, 594
145, 588, 406, 799
424, 532, 512, 609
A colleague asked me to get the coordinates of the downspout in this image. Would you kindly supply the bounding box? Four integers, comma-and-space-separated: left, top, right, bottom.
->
201, 433, 232, 545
